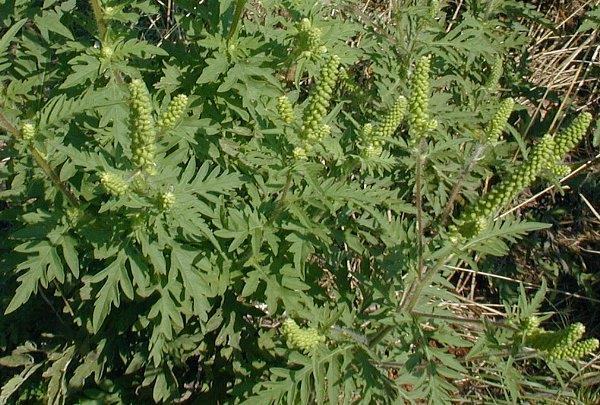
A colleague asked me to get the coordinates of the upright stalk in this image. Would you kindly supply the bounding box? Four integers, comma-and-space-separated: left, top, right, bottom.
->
89, 0, 108, 42
439, 144, 486, 226
227, 0, 248, 41
414, 140, 426, 280
367, 246, 455, 348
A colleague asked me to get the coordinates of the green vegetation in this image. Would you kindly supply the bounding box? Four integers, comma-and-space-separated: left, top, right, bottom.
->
0, 0, 598, 403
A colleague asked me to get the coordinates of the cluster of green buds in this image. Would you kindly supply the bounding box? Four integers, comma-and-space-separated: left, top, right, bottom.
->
455, 112, 592, 238
522, 317, 599, 361
483, 98, 514, 144
360, 96, 407, 157
100, 171, 129, 197
129, 79, 156, 173
276, 95, 295, 124
429, 0, 440, 19
520, 315, 541, 335
408, 56, 437, 144
19, 123, 36, 143
296, 18, 327, 60
550, 164, 571, 178
295, 54, 341, 158
552, 113, 593, 159
100, 45, 114, 61
157, 94, 188, 133
456, 135, 555, 237
157, 191, 175, 211
103, 6, 116, 17
542, 113, 592, 179
65, 207, 84, 227
280, 318, 326, 353
485, 55, 503, 90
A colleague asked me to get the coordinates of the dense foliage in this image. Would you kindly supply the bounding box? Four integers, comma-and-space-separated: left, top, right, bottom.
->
0, 0, 598, 403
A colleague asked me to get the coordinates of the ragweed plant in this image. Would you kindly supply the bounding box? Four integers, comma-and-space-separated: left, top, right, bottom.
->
0, 1, 597, 404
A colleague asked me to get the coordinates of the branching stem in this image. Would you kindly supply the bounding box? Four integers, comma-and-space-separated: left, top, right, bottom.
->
367, 245, 455, 348
439, 144, 486, 226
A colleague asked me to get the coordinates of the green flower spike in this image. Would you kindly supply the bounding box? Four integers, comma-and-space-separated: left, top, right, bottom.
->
548, 338, 599, 361
457, 135, 556, 237
66, 207, 83, 227
157, 94, 188, 133
281, 318, 326, 353
129, 79, 156, 173
526, 322, 585, 352
157, 191, 175, 211
297, 18, 327, 58
293, 146, 308, 161
521, 316, 541, 335
276, 95, 295, 124
550, 164, 571, 178
300, 54, 341, 143
523, 321, 599, 362
429, 0, 440, 19
100, 172, 129, 197
101, 45, 114, 61
485, 98, 514, 143
408, 56, 433, 142
552, 112, 592, 158
374, 96, 408, 140
19, 123, 36, 142
485, 55, 503, 89
361, 96, 407, 157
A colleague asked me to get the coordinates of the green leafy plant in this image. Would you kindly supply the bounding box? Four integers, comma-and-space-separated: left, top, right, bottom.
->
0, 0, 598, 403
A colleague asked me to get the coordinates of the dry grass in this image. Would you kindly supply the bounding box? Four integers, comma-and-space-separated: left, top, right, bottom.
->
525, 0, 599, 131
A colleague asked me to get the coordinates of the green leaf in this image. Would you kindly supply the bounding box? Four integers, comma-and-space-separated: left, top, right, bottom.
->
0, 18, 26, 57
88, 253, 134, 332
197, 54, 229, 84
34, 10, 74, 40
60, 55, 101, 89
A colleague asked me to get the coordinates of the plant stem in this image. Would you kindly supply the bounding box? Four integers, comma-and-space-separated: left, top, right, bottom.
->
439, 144, 486, 226
227, 0, 248, 42
401, 248, 455, 313
367, 245, 455, 348
89, 0, 108, 42
0, 112, 80, 207
411, 310, 518, 331
29, 145, 80, 207
414, 140, 426, 279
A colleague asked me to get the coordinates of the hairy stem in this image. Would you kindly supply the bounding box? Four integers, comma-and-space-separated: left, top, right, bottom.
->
401, 249, 455, 313
89, 0, 108, 41
415, 140, 426, 279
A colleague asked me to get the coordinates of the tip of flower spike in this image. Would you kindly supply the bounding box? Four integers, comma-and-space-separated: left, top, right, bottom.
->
299, 18, 311, 31
416, 55, 432, 70
580, 111, 593, 122
19, 123, 36, 142
100, 171, 128, 196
